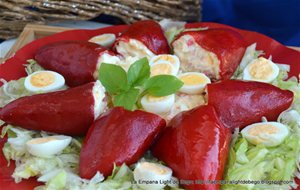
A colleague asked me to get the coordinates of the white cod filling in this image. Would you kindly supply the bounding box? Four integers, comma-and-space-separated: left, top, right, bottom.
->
94, 52, 121, 78
92, 80, 107, 119
173, 35, 220, 80
115, 39, 155, 60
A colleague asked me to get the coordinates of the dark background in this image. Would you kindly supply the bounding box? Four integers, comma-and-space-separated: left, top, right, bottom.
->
202, 0, 300, 46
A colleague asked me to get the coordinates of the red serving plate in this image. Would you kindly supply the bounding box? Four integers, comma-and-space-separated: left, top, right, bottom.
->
0, 23, 300, 190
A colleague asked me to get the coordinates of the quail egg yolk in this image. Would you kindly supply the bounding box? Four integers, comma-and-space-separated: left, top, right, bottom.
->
147, 95, 167, 102
248, 124, 279, 136
28, 136, 58, 144
248, 124, 279, 143
30, 72, 55, 87
140, 162, 167, 174
248, 58, 274, 80
151, 63, 173, 76
153, 55, 176, 65
180, 74, 207, 85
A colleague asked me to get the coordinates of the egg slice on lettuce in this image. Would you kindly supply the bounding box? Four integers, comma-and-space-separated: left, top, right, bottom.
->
241, 121, 289, 147
24, 71, 65, 93
134, 162, 172, 190
243, 57, 279, 83
178, 72, 211, 94
26, 135, 72, 158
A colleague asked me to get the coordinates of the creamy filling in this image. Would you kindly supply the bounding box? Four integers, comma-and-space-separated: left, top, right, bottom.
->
115, 39, 155, 60
92, 80, 107, 119
94, 52, 122, 79
173, 35, 220, 80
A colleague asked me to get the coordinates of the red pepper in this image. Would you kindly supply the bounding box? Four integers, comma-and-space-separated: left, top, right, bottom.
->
0, 25, 128, 86
35, 41, 116, 87
185, 22, 300, 79
207, 80, 294, 129
152, 105, 231, 190
113, 20, 170, 55
172, 28, 246, 80
0, 82, 99, 135
79, 107, 166, 178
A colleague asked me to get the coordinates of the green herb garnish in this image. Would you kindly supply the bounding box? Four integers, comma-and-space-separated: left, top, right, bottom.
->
99, 57, 183, 110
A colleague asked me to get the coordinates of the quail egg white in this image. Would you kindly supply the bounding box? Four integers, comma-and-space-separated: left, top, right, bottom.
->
24, 71, 65, 93
243, 57, 279, 83
150, 54, 180, 75
178, 72, 211, 94
241, 121, 289, 147
26, 135, 72, 158
150, 61, 178, 76
141, 94, 175, 114
134, 162, 172, 190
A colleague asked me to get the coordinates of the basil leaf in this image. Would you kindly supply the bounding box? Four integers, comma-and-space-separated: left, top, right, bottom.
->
144, 75, 184, 96
113, 88, 140, 110
99, 63, 128, 94
127, 58, 150, 87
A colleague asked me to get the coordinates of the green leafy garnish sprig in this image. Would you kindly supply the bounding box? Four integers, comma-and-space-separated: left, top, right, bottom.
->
99, 57, 183, 110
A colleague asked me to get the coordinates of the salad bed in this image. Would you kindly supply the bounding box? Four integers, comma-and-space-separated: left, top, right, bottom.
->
0, 20, 300, 190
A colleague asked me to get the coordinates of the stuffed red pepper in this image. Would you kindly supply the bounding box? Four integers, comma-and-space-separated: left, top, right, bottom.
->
172, 28, 246, 80
207, 80, 294, 129
0, 81, 106, 135
80, 107, 166, 178
152, 105, 232, 190
35, 41, 120, 87
113, 20, 170, 59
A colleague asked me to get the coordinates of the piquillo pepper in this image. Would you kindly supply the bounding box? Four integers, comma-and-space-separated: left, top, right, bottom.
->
152, 105, 231, 190
207, 80, 294, 129
35, 41, 117, 87
113, 20, 170, 57
0, 82, 105, 135
79, 107, 166, 178
172, 28, 246, 80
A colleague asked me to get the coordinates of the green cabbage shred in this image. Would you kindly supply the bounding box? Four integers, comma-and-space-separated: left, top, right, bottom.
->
224, 63, 300, 190
1, 126, 181, 190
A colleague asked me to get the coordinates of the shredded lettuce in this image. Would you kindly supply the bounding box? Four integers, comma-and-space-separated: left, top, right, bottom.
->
223, 123, 299, 190
223, 73, 300, 190
0, 59, 69, 109
159, 19, 186, 32
159, 19, 185, 44
164, 27, 210, 45
1, 126, 35, 163
165, 27, 184, 45
44, 170, 67, 190
0, 59, 44, 107
161, 19, 208, 45
24, 59, 44, 75
273, 71, 300, 113
1, 126, 181, 190
0, 78, 32, 107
